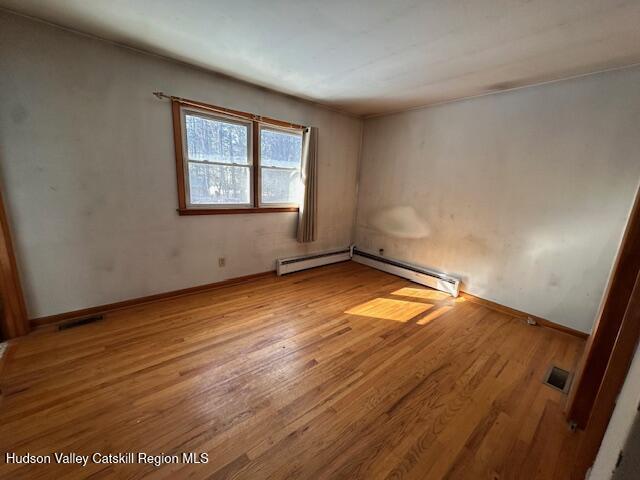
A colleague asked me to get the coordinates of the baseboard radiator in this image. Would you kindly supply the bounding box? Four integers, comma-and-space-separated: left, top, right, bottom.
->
276, 247, 353, 275
352, 248, 461, 297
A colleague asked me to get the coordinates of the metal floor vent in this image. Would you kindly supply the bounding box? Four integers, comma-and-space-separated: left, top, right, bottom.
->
58, 315, 103, 331
544, 366, 572, 393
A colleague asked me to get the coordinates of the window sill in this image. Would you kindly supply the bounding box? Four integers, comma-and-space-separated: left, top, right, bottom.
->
177, 207, 299, 216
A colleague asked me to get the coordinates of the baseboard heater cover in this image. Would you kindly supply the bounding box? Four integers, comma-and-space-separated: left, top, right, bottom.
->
352, 248, 460, 297
276, 247, 353, 275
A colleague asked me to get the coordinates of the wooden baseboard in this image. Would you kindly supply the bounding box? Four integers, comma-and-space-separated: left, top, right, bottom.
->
28, 265, 589, 342
30, 270, 276, 330
460, 291, 589, 340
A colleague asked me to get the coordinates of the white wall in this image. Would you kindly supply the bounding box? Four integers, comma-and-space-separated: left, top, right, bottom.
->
355, 67, 640, 333
2, 10, 639, 331
590, 344, 640, 479
0, 11, 362, 318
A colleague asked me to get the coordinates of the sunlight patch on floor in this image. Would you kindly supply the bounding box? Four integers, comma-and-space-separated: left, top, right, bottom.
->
345, 297, 433, 322
391, 287, 449, 301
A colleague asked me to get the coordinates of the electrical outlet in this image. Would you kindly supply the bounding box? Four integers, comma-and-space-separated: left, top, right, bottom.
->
218, 257, 226, 267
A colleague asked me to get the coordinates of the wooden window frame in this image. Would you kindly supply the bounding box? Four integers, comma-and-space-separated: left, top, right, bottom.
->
171, 97, 305, 215
180, 108, 255, 210
257, 124, 304, 208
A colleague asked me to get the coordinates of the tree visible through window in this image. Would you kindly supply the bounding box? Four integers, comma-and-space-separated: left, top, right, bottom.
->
180, 107, 303, 211
185, 113, 251, 205
260, 127, 303, 205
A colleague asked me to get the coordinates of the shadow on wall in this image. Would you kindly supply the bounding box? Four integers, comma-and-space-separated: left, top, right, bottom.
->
363, 205, 481, 295
369, 206, 431, 239
363, 203, 604, 331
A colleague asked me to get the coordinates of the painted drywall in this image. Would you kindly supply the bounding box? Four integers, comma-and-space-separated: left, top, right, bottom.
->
0, 11, 362, 318
355, 67, 640, 333
590, 344, 640, 479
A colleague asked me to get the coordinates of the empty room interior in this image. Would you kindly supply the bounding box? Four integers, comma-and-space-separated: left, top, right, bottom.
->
1, 1, 640, 479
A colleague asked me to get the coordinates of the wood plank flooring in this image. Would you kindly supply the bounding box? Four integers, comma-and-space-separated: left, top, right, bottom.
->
0, 261, 585, 479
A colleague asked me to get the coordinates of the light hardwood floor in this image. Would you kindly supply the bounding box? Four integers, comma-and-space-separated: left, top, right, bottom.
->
0, 262, 584, 479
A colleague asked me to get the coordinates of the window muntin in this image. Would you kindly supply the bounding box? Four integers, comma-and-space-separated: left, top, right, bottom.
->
177, 103, 304, 212
185, 113, 249, 164
182, 109, 252, 207
259, 126, 303, 205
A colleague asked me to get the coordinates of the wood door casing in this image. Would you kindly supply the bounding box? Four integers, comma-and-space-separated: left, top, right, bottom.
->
567, 183, 640, 428
0, 189, 28, 339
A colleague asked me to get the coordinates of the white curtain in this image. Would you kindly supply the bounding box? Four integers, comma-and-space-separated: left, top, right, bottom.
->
297, 127, 318, 243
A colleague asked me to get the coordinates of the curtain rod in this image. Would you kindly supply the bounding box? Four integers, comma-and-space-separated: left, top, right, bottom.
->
152, 92, 308, 131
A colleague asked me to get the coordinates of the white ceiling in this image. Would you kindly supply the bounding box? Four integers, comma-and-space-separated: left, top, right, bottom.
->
2, 0, 640, 116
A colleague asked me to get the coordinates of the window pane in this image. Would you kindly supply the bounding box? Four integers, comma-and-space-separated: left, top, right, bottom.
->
260, 129, 302, 168
188, 163, 250, 205
185, 114, 249, 164
261, 168, 301, 204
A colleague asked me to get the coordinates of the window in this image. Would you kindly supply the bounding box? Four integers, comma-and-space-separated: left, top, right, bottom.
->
260, 126, 303, 205
173, 99, 305, 215
184, 112, 252, 206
